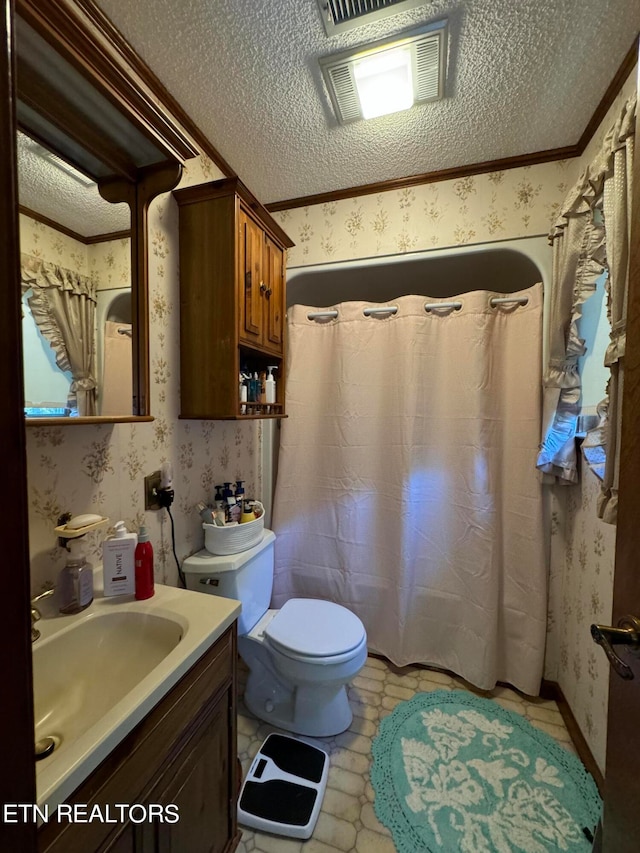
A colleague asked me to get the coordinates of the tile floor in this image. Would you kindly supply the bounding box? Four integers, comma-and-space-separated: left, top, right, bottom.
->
236, 655, 578, 853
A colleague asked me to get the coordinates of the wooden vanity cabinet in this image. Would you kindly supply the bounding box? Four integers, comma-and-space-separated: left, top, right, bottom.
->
174, 177, 293, 419
38, 626, 240, 853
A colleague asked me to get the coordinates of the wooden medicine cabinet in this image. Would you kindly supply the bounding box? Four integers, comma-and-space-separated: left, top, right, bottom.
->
174, 178, 294, 419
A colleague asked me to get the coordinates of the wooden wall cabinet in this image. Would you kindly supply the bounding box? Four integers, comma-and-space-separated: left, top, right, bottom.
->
38, 626, 239, 853
174, 178, 293, 419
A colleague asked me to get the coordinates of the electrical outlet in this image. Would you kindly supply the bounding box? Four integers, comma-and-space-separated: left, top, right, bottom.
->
144, 471, 162, 510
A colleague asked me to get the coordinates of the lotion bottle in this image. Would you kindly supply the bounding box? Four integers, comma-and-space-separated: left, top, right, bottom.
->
265, 366, 277, 412
102, 521, 136, 597
134, 526, 154, 600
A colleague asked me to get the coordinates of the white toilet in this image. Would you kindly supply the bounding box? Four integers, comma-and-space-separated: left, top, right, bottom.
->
183, 530, 368, 737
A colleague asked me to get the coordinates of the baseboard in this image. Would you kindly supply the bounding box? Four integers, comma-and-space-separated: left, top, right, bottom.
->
541, 679, 604, 795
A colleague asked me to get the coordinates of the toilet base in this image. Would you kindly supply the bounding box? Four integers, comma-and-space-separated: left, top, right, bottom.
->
243, 669, 353, 737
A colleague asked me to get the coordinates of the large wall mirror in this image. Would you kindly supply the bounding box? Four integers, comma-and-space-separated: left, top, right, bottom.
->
15, 0, 199, 424
19, 131, 133, 417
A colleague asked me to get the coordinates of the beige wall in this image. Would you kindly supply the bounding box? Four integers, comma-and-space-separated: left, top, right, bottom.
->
26, 154, 262, 592
19, 213, 130, 289
20, 212, 90, 275
273, 159, 579, 268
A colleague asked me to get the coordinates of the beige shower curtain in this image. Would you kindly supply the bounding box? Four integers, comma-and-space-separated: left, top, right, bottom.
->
272, 285, 546, 695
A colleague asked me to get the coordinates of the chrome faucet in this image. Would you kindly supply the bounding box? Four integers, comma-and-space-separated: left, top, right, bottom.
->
30, 583, 55, 642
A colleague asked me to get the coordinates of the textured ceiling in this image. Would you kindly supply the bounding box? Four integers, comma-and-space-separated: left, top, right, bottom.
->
94, 0, 639, 205
17, 133, 130, 237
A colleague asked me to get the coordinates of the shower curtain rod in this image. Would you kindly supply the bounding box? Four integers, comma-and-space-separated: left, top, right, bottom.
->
306, 296, 528, 322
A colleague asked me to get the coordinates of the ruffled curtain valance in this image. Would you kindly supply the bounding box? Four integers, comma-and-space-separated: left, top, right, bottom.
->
537, 93, 635, 522
21, 254, 98, 416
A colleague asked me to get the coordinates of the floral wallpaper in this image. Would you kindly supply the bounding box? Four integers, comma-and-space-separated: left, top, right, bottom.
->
272, 159, 581, 268
88, 237, 130, 291
547, 470, 616, 774
19, 213, 89, 275
26, 154, 262, 593
19, 213, 130, 290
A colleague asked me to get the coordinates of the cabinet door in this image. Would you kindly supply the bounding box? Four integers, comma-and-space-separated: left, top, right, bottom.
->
102, 826, 141, 853
238, 209, 264, 347
153, 699, 233, 853
263, 236, 285, 354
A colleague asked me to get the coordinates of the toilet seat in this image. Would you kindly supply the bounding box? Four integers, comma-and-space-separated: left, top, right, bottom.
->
265, 598, 366, 662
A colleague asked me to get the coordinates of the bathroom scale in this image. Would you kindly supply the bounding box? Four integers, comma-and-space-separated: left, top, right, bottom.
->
238, 732, 329, 839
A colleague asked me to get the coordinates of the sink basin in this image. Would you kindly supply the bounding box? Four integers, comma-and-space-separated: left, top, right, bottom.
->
33, 612, 182, 752
31, 581, 241, 814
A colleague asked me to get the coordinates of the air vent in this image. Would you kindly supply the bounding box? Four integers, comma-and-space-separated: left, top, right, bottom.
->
319, 20, 447, 125
317, 0, 432, 36
326, 64, 361, 123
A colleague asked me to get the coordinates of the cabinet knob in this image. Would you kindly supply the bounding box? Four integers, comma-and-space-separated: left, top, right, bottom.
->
259, 281, 266, 293
265, 287, 272, 297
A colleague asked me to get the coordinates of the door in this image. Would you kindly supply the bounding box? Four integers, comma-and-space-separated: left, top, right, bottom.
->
600, 57, 640, 851
153, 699, 233, 853
0, 1, 38, 850
239, 207, 264, 347
264, 235, 284, 353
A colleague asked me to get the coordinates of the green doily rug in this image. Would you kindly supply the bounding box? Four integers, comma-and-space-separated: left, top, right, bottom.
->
371, 690, 601, 852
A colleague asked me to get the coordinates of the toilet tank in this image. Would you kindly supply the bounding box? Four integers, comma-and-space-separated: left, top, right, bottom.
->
182, 529, 275, 634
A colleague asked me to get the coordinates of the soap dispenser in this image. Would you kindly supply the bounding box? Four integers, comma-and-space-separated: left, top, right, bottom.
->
265, 366, 277, 412
102, 521, 137, 597
58, 538, 94, 614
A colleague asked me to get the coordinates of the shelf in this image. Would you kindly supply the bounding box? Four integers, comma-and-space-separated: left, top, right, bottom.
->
240, 402, 284, 417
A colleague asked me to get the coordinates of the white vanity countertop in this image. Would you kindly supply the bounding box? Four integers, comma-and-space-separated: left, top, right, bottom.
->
34, 578, 240, 814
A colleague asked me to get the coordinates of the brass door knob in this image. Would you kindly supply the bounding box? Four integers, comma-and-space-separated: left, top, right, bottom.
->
591, 615, 640, 680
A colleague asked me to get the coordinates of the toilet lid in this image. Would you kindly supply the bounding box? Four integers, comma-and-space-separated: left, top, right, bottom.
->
265, 598, 365, 658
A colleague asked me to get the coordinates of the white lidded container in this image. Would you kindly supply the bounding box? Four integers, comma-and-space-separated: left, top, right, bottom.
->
182, 530, 274, 634
102, 520, 137, 596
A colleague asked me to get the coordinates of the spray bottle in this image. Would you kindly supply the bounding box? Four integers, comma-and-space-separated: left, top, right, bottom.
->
135, 526, 154, 600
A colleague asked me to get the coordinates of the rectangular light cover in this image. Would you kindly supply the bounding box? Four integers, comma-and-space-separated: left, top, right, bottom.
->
319, 20, 447, 125
353, 47, 413, 119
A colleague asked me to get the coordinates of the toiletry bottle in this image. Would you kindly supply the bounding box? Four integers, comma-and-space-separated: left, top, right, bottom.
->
230, 480, 244, 523
213, 485, 226, 525
222, 482, 236, 523
240, 499, 255, 524
259, 371, 267, 404
265, 366, 277, 412
239, 372, 248, 414
102, 520, 137, 597
58, 538, 94, 614
134, 526, 154, 600
251, 372, 259, 403
196, 501, 214, 525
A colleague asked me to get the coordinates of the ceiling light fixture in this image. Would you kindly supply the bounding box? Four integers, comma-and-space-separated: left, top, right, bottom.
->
40, 149, 95, 187
319, 19, 447, 125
